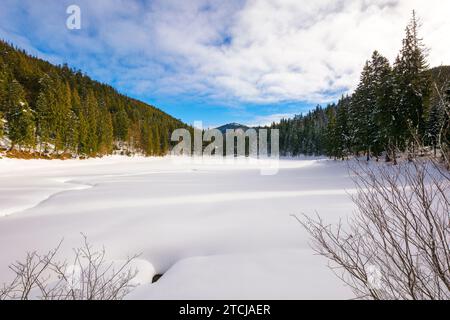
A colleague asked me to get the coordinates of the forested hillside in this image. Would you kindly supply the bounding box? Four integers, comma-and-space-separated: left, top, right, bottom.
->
1, 12, 448, 162
274, 13, 450, 162
0, 40, 187, 158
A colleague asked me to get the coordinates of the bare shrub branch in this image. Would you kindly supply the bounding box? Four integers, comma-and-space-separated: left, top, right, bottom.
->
0, 235, 140, 300
299, 160, 450, 300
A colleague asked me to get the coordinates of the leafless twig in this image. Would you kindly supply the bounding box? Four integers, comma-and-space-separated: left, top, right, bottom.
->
298, 160, 450, 300
0, 235, 140, 300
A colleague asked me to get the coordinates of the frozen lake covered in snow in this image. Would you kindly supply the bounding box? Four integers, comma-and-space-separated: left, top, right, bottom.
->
0, 156, 357, 299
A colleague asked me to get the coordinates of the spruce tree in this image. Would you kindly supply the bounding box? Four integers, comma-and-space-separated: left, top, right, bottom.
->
441, 84, 450, 159
324, 104, 337, 157
71, 87, 82, 116
36, 75, 57, 152
0, 63, 7, 113
84, 89, 100, 155
348, 52, 394, 160
5, 79, 35, 150
392, 11, 430, 152
55, 81, 72, 152
370, 51, 393, 159
0, 64, 5, 140
145, 123, 154, 156
427, 100, 445, 155
0, 112, 4, 140
114, 106, 129, 144
78, 112, 89, 155
98, 110, 114, 154
373, 58, 392, 160
160, 128, 169, 155
152, 126, 160, 156
335, 96, 351, 159
349, 61, 374, 158
66, 110, 79, 153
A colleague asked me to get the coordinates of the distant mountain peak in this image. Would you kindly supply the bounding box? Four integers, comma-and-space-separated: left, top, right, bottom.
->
216, 123, 250, 133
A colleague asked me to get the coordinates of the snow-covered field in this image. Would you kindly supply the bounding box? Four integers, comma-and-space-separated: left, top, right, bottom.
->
0, 156, 357, 299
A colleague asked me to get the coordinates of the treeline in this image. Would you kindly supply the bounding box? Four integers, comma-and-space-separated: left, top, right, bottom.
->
0, 40, 187, 157
274, 13, 450, 162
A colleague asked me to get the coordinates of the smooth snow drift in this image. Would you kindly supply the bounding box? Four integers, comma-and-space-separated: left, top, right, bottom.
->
0, 156, 356, 299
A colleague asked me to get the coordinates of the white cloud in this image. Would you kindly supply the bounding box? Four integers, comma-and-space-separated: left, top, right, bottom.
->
1, 0, 450, 106
139, 0, 450, 103
244, 113, 297, 127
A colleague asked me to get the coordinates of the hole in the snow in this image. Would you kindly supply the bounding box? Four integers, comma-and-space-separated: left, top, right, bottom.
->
152, 274, 163, 283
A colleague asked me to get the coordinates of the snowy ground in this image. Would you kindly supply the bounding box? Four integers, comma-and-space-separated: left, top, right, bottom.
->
0, 156, 357, 299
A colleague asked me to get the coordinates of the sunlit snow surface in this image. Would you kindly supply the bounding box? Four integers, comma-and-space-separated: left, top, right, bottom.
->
0, 156, 356, 299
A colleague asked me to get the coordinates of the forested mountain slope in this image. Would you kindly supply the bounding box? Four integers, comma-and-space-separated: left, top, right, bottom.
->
0, 40, 188, 157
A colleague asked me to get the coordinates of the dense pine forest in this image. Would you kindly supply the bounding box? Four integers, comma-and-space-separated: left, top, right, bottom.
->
0, 40, 188, 158
274, 13, 450, 162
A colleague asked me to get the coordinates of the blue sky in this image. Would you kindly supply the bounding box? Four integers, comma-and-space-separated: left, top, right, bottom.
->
1, 0, 449, 128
